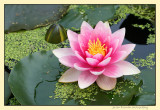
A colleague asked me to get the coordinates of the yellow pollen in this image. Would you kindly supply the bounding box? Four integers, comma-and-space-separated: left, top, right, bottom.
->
88, 38, 107, 56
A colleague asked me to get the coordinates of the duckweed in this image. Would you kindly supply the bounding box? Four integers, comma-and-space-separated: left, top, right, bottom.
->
132, 53, 155, 69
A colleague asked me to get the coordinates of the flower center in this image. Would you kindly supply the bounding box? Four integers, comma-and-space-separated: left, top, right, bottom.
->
88, 38, 106, 56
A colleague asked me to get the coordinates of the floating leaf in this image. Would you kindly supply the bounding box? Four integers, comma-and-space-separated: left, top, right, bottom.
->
129, 93, 155, 105
128, 68, 155, 105
5, 5, 69, 32
59, 5, 116, 30
86, 5, 116, 26
45, 24, 67, 44
58, 9, 84, 31
8, 50, 60, 105
5, 71, 11, 105
87, 80, 143, 105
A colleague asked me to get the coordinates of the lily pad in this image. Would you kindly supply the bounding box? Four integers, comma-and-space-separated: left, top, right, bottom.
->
4, 71, 11, 105
35, 81, 79, 105
5, 5, 69, 32
8, 50, 60, 105
128, 68, 155, 105
86, 5, 116, 26
87, 80, 143, 105
58, 9, 84, 31
59, 5, 116, 31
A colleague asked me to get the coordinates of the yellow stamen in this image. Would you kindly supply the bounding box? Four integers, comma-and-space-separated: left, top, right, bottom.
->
88, 38, 107, 56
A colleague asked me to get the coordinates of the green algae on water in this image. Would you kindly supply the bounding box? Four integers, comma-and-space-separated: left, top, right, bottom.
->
54, 82, 99, 105
132, 53, 155, 69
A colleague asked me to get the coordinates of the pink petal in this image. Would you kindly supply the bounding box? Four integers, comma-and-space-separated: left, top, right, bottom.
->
90, 21, 111, 44
59, 68, 81, 82
103, 63, 123, 78
78, 71, 98, 89
110, 39, 119, 55
119, 44, 136, 58
104, 21, 112, 34
93, 53, 103, 61
80, 21, 93, 36
78, 34, 89, 53
94, 21, 111, 42
104, 48, 113, 59
103, 61, 140, 78
75, 51, 86, 63
53, 48, 75, 58
85, 51, 93, 58
98, 57, 111, 67
67, 30, 78, 42
67, 30, 81, 52
74, 62, 91, 71
111, 28, 125, 49
110, 51, 127, 64
96, 75, 116, 90
86, 58, 99, 66
90, 67, 105, 75
59, 56, 80, 67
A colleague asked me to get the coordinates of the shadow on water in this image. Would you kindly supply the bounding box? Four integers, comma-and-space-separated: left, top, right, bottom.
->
120, 14, 154, 45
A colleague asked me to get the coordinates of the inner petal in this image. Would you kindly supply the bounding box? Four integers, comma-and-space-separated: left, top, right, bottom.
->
87, 38, 107, 56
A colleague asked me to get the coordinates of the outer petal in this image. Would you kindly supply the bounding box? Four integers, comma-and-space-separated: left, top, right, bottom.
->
111, 28, 125, 49
119, 44, 136, 57
78, 71, 98, 89
67, 30, 81, 52
53, 48, 75, 58
59, 56, 80, 67
81, 21, 93, 36
74, 62, 91, 71
96, 75, 116, 90
98, 57, 111, 67
86, 58, 99, 66
110, 51, 127, 64
104, 21, 112, 35
103, 61, 140, 78
59, 68, 81, 82
90, 67, 105, 75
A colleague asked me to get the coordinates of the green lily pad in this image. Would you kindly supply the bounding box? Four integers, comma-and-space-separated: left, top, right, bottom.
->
35, 81, 79, 105
86, 5, 116, 26
128, 68, 155, 105
129, 93, 155, 105
59, 5, 116, 31
58, 9, 84, 31
8, 50, 60, 105
5, 5, 69, 32
87, 80, 143, 105
4, 71, 11, 105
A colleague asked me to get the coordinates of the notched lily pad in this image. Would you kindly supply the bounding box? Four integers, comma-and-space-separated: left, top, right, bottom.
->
88, 80, 143, 105
8, 50, 60, 105
35, 81, 79, 105
127, 68, 155, 105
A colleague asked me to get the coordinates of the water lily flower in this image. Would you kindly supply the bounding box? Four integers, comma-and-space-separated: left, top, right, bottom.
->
53, 21, 140, 90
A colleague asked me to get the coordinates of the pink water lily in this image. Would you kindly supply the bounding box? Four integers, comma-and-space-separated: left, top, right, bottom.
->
53, 21, 140, 90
